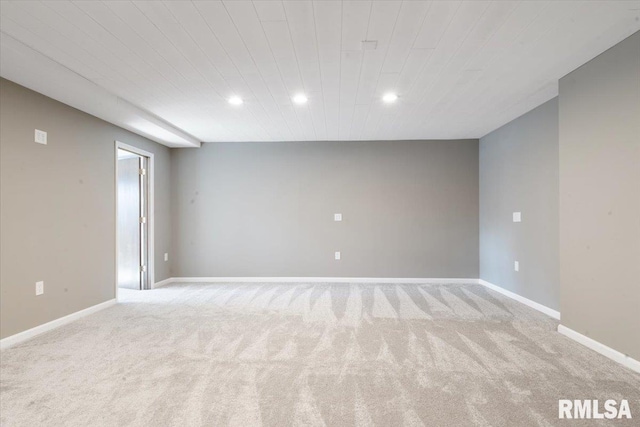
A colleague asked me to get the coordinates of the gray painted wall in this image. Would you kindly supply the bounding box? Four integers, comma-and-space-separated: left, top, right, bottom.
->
559, 31, 640, 360
479, 98, 560, 310
0, 78, 171, 339
171, 140, 479, 278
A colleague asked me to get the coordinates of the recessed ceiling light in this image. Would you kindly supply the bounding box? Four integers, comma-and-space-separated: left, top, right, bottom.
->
292, 93, 308, 104
382, 93, 398, 103
228, 96, 243, 105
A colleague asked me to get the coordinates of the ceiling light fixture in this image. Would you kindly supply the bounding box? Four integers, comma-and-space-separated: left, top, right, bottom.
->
382, 93, 398, 103
292, 93, 308, 104
228, 96, 243, 105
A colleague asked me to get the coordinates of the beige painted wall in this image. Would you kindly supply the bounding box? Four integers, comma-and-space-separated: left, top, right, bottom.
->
171, 140, 479, 278
0, 78, 172, 339
559, 31, 640, 360
480, 98, 560, 310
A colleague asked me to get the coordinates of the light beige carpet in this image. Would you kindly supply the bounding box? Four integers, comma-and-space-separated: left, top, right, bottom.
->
1, 282, 639, 426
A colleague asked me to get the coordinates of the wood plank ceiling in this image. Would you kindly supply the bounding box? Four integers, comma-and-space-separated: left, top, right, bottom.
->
1, 1, 639, 146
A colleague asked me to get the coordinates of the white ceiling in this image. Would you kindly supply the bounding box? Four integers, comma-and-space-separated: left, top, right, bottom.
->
1, 1, 639, 147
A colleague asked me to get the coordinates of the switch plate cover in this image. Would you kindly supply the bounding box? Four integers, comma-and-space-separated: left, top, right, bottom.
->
35, 129, 47, 145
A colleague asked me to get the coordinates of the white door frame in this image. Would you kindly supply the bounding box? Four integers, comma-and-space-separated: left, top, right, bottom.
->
115, 141, 155, 301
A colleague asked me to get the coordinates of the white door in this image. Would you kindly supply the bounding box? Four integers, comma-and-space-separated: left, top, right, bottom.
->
117, 149, 148, 290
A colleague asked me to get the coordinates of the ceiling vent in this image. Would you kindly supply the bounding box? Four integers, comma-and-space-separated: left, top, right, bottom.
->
361, 40, 378, 50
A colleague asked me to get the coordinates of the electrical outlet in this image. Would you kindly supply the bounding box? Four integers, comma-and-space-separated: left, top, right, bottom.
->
334, 251, 341, 260
164, 253, 169, 262
513, 212, 522, 222
334, 213, 342, 222
35, 129, 47, 145
514, 261, 519, 272
36, 281, 44, 295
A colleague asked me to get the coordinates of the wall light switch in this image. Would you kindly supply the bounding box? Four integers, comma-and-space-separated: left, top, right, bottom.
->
334, 213, 342, 222
335, 251, 341, 260
164, 253, 169, 262
514, 261, 519, 272
35, 129, 47, 145
36, 281, 44, 295
513, 212, 522, 222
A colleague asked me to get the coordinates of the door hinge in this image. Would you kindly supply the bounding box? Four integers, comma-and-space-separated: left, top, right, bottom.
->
139, 168, 146, 176
140, 216, 147, 224
140, 265, 147, 273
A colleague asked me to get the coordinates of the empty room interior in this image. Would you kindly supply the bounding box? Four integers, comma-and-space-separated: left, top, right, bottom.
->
1, 1, 640, 425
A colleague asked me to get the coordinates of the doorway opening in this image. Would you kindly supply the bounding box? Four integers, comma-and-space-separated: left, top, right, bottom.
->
115, 142, 154, 297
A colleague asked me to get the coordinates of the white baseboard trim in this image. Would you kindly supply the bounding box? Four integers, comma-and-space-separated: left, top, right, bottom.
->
0, 299, 116, 351
153, 277, 175, 289
558, 325, 640, 374
166, 277, 479, 285
478, 279, 561, 320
